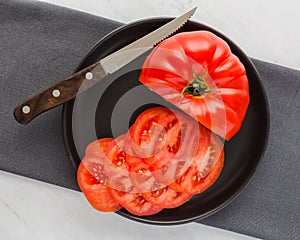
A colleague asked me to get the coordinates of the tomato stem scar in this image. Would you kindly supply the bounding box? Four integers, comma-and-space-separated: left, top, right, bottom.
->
181, 69, 216, 97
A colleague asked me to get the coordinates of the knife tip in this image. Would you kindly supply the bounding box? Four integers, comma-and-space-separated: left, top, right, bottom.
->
181, 7, 197, 21
189, 6, 197, 16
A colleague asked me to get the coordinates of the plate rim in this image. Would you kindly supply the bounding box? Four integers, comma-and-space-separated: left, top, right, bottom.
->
62, 18, 270, 225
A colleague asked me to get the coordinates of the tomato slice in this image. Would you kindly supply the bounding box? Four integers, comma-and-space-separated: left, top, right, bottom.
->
169, 134, 224, 194
77, 138, 121, 212
85, 138, 112, 158
78, 107, 225, 215
129, 107, 207, 188
127, 107, 178, 160
126, 154, 159, 192
104, 135, 163, 216
143, 186, 192, 209
108, 188, 163, 216
104, 135, 134, 192
128, 107, 199, 173
103, 134, 162, 193
143, 120, 181, 169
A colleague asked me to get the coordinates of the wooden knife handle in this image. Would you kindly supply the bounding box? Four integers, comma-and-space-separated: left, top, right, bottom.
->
14, 62, 107, 124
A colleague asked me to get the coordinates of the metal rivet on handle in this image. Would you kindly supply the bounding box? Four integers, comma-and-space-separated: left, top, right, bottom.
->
22, 105, 30, 114
85, 72, 93, 80
52, 89, 60, 97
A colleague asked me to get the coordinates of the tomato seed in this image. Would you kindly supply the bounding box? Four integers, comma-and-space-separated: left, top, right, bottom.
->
168, 145, 174, 152
138, 169, 147, 174
176, 174, 185, 183
153, 189, 162, 197
116, 161, 122, 166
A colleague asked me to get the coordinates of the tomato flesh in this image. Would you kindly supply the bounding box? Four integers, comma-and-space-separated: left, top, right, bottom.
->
170, 135, 224, 194
128, 107, 199, 174
126, 154, 159, 192
127, 107, 178, 160
77, 138, 121, 212
85, 138, 111, 158
143, 186, 192, 209
108, 188, 163, 216
78, 107, 225, 216
77, 164, 121, 212
139, 31, 250, 140
104, 135, 134, 193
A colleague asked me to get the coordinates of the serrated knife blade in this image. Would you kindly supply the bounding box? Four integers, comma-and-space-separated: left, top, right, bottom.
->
101, 7, 197, 73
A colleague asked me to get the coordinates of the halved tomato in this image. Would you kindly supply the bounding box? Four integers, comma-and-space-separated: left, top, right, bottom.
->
77, 138, 121, 212
139, 31, 250, 140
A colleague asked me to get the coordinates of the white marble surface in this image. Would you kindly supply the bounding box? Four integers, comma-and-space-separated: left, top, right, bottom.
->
42, 0, 300, 70
1, 0, 299, 239
0, 171, 258, 240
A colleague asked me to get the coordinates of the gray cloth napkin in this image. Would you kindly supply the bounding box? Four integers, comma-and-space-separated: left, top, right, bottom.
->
0, 1, 299, 239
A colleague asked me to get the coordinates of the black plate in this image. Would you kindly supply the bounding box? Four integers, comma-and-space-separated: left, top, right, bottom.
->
62, 18, 269, 225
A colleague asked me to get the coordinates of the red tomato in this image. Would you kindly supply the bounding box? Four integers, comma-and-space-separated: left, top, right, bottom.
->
78, 107, 225, 216
128, 107, 199, 172
77, 138, 121, 212
125, 144, 192, 210
104, 135, 134, 193
152, 121, 211, 186
140, 31, 250, 140
143, 186, 192, 209
108, 188, 163, 216
169, 134, 224, 194
129, 107, 209, 189
127, 107, 178, 161
105, 135, 158, 193
104, 133, 164, 193
126, 153, 159, 192
84, 138, 111, 158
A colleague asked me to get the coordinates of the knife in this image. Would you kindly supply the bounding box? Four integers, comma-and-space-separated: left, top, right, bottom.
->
13, 7, 196, 125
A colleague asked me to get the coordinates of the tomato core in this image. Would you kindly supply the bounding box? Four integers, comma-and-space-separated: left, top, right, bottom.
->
181, 71, 215, 97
